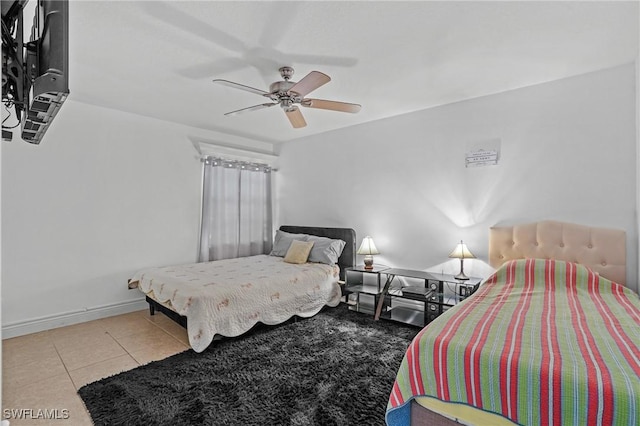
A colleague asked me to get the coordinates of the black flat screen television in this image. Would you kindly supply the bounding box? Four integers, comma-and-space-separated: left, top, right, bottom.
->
2, 0, 69, 144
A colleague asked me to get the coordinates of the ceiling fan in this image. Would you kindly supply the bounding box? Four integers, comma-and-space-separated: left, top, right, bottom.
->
212, 67, 361, 129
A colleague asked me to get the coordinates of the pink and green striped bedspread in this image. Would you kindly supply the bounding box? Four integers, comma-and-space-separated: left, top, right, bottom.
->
386, 258, 640, 426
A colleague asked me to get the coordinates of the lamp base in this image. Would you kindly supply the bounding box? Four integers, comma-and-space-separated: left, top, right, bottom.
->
363, 255, 374, 270
454, 271, 470, 280
455, 258, 469, 280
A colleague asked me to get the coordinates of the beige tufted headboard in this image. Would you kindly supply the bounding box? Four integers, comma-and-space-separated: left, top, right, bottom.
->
489, 220, 626, 286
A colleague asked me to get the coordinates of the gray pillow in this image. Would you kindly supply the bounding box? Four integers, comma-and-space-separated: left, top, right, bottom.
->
305, 235, 346, 265
270, 230, 308, 257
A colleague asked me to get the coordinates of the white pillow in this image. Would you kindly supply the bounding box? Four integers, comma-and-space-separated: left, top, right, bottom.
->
270, 230, 307, 257
305, 235, 346, 265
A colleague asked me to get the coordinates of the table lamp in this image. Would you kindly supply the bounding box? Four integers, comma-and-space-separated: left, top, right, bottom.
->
449, 240, 476, 280
357, 236, 379, 270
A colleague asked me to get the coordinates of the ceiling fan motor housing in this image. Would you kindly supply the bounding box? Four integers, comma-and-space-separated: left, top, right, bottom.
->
268, 80, 302, 108
269, 80, 296, 94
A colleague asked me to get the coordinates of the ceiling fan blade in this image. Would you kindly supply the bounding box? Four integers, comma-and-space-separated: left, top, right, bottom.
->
301, 98, 362, 113
288, 71, 330, 97
213, 79, 270, 96
284, 106, 307, 128
224, 103, 277, 116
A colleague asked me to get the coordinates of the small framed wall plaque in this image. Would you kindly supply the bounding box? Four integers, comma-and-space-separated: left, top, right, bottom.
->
465, 149, 499, 167
465, 138, 501, 168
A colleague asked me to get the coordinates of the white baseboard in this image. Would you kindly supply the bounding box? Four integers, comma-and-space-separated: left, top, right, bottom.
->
1, 298, 149, 339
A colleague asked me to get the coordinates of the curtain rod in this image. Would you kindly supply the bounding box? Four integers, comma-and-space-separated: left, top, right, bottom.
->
202, 156, 275, 172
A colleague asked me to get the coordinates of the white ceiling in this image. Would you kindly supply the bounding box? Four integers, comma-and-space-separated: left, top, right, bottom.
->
69, 1, 639, 145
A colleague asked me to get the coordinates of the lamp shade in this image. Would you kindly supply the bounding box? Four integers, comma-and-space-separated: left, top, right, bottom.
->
357, 236, 379, 255
448, 240, 476, 259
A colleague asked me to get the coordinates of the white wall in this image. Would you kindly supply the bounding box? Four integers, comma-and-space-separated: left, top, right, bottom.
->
276, 64, 638, 293
1, 100, 213, 336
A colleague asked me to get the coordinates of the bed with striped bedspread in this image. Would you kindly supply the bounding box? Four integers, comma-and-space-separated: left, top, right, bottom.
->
386, 258, 640, 426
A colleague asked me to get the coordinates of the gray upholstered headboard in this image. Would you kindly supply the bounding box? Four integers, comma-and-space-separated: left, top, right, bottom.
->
489, 220, 626, 286
279, 225, 356, 281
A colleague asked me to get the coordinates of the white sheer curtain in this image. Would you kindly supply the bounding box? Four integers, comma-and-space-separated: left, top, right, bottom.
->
199, 157, 272, 262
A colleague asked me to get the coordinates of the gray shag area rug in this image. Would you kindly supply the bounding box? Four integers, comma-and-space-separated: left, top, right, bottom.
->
78, 304, 419, 426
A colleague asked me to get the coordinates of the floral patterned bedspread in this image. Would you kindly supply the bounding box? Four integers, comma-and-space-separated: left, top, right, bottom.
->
131, 255, 341, 352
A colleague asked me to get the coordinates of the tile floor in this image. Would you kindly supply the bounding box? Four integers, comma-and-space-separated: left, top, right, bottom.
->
2, 309, 190, 425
